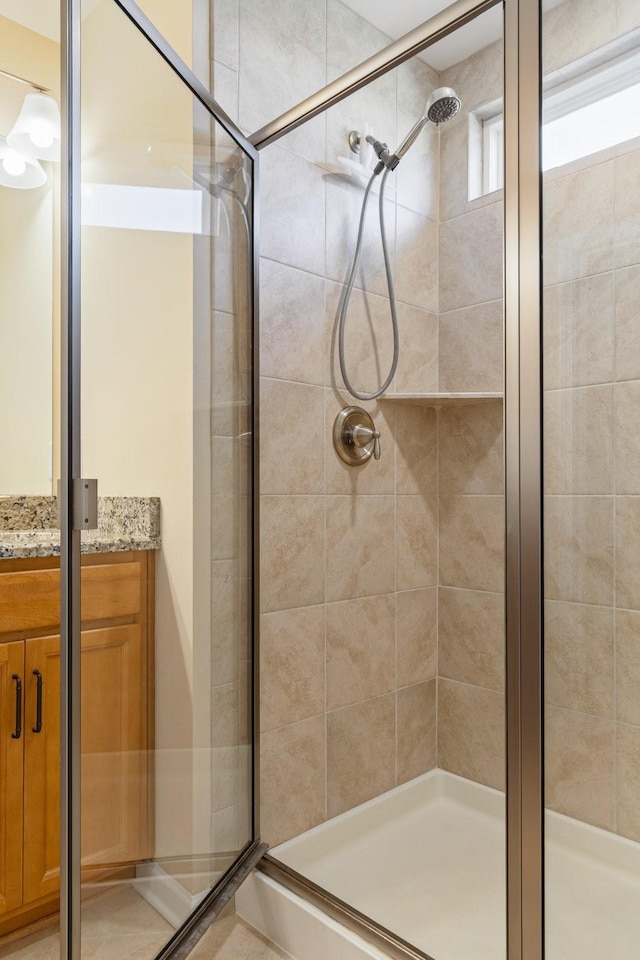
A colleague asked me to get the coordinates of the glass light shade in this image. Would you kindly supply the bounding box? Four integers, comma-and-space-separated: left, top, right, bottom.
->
7, 93, 60, 161
0, 137, 47, 189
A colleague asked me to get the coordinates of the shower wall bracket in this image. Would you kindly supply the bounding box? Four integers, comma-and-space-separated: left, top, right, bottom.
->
348, 130, 362, 154
333, 406, 381, 465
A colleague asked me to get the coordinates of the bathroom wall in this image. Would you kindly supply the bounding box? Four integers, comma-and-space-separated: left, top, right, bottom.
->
210, 0, 640, 849
0, 16, 58, 495
211, 0, 442, 846
433, 0, 640, 846
541, 0, 640, 840
134, 0, 196, 68
434, 39, 506, 793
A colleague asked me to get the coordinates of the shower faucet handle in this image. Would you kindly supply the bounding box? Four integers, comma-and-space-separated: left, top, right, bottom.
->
352, 424, 381, 460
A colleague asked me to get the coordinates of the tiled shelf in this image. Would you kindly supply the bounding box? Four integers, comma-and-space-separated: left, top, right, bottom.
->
380, 392, 503, 407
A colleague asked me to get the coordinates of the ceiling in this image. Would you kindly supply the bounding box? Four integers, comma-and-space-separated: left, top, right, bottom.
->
0, 0, 59, 40
0, 0, 100, 41
0, 0, 567, 73
341, 0, 565, 71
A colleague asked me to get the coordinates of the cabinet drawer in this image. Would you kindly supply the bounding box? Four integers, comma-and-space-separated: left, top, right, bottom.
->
0, 562, 142, 634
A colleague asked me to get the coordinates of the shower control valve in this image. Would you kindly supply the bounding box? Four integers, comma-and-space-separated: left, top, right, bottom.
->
352, 424, 381, 460
333, 406, 381, 465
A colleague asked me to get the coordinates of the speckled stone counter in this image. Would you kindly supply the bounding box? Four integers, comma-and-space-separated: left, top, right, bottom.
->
0, 495, 161, 558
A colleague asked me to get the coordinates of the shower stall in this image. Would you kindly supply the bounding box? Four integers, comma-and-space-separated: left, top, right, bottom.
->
2, 0, 639, 959
237, 0, 640, 957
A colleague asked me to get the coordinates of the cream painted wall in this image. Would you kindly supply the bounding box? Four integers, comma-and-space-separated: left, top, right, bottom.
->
1, 0, 219, 899
135, 0, 194, 68
0, 179, 54, 493
0, 16, 59, 494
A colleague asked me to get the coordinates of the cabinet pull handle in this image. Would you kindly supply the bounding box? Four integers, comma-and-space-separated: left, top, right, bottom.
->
11, 674, 22, 739
32, 669, 43, 733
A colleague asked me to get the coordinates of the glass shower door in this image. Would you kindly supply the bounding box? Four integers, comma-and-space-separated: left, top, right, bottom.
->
542, 1, 640, 958
249, 4, 508, 959
0, 2, 61, 954
71, 1, 258, 956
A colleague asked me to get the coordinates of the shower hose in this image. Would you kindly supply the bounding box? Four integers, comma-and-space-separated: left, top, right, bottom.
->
338, 164, 399, 401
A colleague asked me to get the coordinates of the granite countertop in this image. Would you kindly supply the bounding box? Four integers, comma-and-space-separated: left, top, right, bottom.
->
0, 496, 161, 559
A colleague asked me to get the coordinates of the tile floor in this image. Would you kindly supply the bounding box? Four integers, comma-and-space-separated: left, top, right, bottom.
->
191, 914, 290, 959
0, 886, 289, 960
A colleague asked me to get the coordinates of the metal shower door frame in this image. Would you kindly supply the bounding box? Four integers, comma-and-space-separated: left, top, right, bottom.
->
59, 2, 263, 959
60, 0, 544, 956
249, 1, 544, 959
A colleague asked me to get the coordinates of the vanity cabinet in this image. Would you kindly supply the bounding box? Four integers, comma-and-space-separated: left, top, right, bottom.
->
0, 642, 23, 918
0, 551, 155, 936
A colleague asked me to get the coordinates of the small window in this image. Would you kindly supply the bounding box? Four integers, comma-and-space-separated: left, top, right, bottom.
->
544, 80, 640, 169
482, 113, 504, 195
471, 40, 640, 197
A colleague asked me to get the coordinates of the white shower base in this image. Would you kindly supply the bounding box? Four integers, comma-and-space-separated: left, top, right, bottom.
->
237, 770, 640, 960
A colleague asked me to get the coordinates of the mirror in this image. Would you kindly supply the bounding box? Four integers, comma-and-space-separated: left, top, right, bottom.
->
0, 5, 60, 495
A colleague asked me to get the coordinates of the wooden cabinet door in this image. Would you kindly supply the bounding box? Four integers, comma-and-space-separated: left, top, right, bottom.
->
79, 624, 149, 870
23, 635, 60, 904
23, 625, 149, 905
0, 642, 24, 916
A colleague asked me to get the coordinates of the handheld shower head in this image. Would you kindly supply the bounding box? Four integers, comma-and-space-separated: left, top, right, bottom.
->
393, 86, 461, 161
425, 87, 461, 125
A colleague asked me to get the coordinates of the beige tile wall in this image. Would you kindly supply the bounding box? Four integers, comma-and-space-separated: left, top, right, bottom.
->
436, 402, 505, 792
542, 144, 640, 839
211, 0, 640, 849
539, 0, 640, 840
211, 0, 442, 846
434, 39, 506, 796
435, 0, 640, 848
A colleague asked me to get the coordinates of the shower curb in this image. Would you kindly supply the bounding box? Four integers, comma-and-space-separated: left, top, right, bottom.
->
237, 872, 394, 960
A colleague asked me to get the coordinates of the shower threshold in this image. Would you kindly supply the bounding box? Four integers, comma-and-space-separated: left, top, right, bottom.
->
237, 770, 640, 960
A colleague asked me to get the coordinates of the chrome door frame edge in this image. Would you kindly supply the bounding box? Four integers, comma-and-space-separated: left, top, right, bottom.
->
60, 1, 82, 958
249, 0, 498, 150
504, 0, 544, 958
153, 841, 268, 960
59, 3, 261, 959
57, 0, 547, 956
251, 127, 262, 848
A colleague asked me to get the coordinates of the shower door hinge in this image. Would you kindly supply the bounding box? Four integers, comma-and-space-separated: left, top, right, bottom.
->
72, 478, 98, 530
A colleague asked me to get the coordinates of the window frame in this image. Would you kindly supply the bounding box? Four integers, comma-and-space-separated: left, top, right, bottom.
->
472, 35, 640, 198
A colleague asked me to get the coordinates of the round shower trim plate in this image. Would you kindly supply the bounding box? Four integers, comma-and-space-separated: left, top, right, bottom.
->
333, 405, 378, 465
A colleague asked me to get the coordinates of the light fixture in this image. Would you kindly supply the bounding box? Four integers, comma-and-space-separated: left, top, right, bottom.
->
0, 136, 46, 189
7, 92, 61, 161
